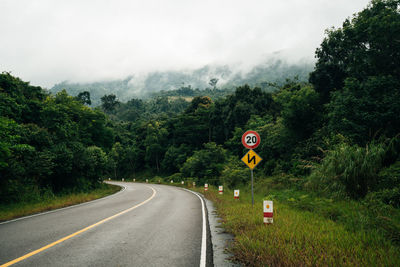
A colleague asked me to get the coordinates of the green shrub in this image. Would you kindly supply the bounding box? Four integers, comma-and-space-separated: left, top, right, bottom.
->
377, 161, 400, 206
151, 176, 163, 183
307, 141, 385, 199
167, 173, 183, 182
366, 188, 400, 209
181, 142, 227, 184
363, 192, 400, 245
220, 158, 249, 188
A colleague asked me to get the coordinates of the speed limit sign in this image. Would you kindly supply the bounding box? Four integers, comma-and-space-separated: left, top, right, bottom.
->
242, 130, 261, 149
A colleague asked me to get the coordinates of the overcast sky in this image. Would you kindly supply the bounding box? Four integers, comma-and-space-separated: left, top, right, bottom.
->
0, 0, 370, 88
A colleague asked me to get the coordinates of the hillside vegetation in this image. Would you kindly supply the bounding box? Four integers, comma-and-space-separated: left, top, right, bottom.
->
51, 59, 313, 106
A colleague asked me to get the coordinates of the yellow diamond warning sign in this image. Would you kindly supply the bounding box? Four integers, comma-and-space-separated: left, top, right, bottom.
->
241, 149, 262, 170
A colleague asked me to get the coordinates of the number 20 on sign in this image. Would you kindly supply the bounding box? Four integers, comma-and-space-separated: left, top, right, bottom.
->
242, 130, 261, 150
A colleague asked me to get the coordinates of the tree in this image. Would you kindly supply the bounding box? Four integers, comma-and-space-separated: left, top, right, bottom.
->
82, 146, 107, 184
0, 72, 119, 203
0, 117, 18, 170
209, 78, 219, 89
185, 96, 213, 114
308, 0, 400, 146
122, 145, 142, 176
101, 94, 120, 113
161, 144, 191, 174
181, 142, 227, 184
209, 85, 275, 144
109, 142, 124, 179
144, 121, 168, 172
309, 0, 400, 102
327, 76, 400, 144
274, 84, 322, 139
76, 91, 91, 105
170, 106, 210, 149
118, 98, 145, 121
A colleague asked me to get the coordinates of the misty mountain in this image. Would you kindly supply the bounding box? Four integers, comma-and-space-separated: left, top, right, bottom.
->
51, 59, 313, 106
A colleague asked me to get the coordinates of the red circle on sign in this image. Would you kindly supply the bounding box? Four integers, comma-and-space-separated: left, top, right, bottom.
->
242, 130, 261, 149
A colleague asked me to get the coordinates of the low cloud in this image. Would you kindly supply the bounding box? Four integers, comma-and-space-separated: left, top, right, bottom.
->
0, 0, 370, 88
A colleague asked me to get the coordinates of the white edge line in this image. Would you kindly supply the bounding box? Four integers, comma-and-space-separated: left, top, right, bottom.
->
0, 181, 126, 225
183, 188, 207, 267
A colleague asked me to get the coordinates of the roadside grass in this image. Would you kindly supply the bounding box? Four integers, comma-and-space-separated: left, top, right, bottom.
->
0, 183, 121, 222
201, 186, 400, 266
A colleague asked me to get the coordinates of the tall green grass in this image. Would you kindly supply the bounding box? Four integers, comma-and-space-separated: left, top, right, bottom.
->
0, 183, 120, 222
202, 186, 400, 266
306, 141, 386, 199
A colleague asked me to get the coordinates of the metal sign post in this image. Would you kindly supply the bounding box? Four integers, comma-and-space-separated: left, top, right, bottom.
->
241, 131, 262, 207
251, 169, 254, 206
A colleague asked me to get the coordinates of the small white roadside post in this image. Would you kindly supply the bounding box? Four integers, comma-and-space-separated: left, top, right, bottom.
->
263, 200, 273, 224
234, 190, 239, 199
218, 186, 223, 195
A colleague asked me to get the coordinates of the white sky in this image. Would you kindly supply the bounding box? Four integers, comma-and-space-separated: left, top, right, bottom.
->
0, 0, 370, 88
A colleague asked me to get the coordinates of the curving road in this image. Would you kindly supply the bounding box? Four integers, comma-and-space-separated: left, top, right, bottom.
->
0, 182, 212, 266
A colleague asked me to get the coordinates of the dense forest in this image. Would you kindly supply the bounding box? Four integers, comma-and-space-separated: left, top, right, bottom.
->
1, 0, 399, 212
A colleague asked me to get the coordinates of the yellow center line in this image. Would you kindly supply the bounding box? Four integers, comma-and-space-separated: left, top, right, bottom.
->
1, 186, 157, 267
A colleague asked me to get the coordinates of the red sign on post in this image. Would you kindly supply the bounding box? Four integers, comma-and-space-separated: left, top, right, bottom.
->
242, 130, 261, 150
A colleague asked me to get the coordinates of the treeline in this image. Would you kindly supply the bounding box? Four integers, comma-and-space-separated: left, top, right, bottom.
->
104, 94, 190, 122
149, 85, 234, 100
51, 77, 133, 107
101, 84, 236, 122
51, 59, 312, 106
0, 74, 114, 203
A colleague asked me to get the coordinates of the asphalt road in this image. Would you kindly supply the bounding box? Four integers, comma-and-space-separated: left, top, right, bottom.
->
0, 182, 212, 266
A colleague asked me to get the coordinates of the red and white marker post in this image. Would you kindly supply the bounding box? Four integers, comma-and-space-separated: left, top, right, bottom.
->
234, 190, 239, 199
263, 200, 273, 224
218, 186, 223, 195
204, 183, 208, 191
